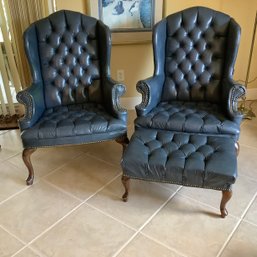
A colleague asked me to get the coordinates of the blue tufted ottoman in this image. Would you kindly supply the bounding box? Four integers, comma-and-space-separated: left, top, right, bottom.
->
121, 129, 238, 218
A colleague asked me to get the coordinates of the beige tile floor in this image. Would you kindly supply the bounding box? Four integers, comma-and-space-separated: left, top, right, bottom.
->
0, 105, 257, 257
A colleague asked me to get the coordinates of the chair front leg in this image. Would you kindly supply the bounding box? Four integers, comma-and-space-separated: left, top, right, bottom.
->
115, 133, 129, 153
22, 148, 36, 185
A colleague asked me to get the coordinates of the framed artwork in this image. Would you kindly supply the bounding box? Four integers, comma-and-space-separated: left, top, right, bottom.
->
88, 0, 163, 44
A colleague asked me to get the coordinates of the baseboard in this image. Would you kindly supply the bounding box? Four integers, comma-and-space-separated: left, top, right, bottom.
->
246, 88, 257, 100
120, 97, 141, 110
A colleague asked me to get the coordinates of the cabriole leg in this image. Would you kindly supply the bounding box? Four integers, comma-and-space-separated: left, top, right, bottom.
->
22, 148, 36, 185
220, 190, 233, 218
121, 175, 130, 202
116, 133, 129, 153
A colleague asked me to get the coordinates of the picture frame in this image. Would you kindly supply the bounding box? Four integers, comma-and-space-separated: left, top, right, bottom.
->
88, 0, 163, 45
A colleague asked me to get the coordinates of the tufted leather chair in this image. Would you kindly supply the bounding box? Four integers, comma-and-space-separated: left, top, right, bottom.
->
17, 10, 128, 185
135, 7, 245, 141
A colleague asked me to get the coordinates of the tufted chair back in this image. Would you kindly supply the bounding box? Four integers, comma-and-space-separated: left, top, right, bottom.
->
24, 10, 108, 109
158, 7, 240, 103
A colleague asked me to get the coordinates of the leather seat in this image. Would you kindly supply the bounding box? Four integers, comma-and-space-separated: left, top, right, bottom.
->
17, 10, 128, 185
21, 103, 127, 148
135, 101, 240, 137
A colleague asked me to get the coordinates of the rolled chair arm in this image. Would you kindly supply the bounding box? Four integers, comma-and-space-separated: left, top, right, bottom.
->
16, 82, 45, 130
103, 78, 127, 122
136, 75, 165, 116
222, 78, 246, 122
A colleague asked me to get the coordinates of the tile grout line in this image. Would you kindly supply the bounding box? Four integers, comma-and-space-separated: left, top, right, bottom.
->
238, 173, 257, 183
216, 219, 242, 257
10, 173, 121, 257
216, 191, 257, 257
19, 245, 48, 257
140, 231, 189, 257
243, 218, 257, 228
9, 148, 85, 178
239, 143, 257, 151
27, 245, 48, 257
3, 151, 22, 161
86, 183, 183, 233
111, 186, 183, 257
10, 202, 84, 257
0, 187, 29, 206
0, 224, 27, 245
83, 173, 121, 202
85, 202, 137, 232
33, 151, 86, 180
0, 150, 23, 163
175, 191, 240, 220
0, 151, 85, 207
0, 179, 41, 207
41, 179, 83, 202
84, 152, 122, 169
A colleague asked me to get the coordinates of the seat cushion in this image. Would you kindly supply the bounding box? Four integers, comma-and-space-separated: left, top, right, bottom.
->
121, 128, 237, 190
135, 101, 240, 138
21, 103, 126, 148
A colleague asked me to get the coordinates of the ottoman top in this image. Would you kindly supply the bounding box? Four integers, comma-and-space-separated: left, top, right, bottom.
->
121, 129, 237, 191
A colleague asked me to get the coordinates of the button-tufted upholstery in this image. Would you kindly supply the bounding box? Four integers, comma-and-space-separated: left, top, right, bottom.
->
135, 6, 245, 139
163, 7, 231, 103
16, 10, 128, 185
136, 101, 240, 138
21, 103, 127, 148
37, 11, 102, 108
121, 129, 237, 191
120, 7, 245, 217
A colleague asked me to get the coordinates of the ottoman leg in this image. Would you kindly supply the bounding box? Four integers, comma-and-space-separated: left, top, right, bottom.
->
121, 175, 130, 202
220, 190, 232, 218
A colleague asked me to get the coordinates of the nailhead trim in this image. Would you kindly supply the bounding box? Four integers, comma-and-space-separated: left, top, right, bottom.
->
113, 84, 127, 113
230, 86, 245, 113
25, 132, 128, 149
230, 85, 245, 114
17, 90, 33, 123
123, 174, 232, 191
136, 81, 150, 110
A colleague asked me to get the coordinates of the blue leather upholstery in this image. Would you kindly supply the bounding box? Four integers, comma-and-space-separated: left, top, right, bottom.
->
122, 128, 237, 191
21, 103, 127, 148
135, 6, 245, 139
135, 101, 240, 138
121, 8, 243, 216
17, 10, 127, 149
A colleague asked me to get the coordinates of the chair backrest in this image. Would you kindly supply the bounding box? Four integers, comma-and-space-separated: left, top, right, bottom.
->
24, 10, 105, 108
160, 7, 240, 103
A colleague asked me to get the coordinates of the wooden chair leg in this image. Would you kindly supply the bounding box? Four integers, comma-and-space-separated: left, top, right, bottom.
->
220, 190, 233, 218
116, 133, 129, 153
235, 142, 240, 156
22, 148, 36, 185
121, 175, 130, 202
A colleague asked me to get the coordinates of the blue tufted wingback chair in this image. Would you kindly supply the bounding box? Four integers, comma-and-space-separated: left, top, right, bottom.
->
135, 7, 245, 143
17, 10, 128, 185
